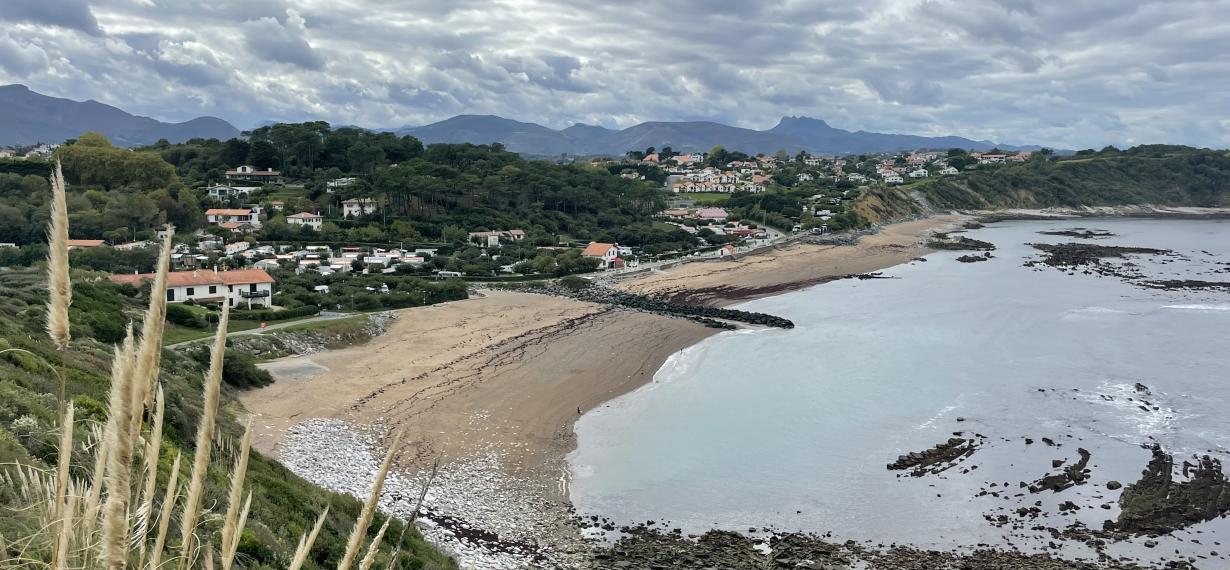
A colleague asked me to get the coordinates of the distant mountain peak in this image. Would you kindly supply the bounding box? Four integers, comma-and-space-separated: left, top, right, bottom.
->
0, 84, 240, 147
398, 113, 1034, 157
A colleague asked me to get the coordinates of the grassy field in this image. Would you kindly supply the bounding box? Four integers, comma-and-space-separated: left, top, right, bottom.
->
677, 192, 732, 205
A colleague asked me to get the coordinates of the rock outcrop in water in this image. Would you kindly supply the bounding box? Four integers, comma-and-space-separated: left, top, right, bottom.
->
529, 282, 795, 329
887, 435, 984, 477
1030, 448, 1092, 493
1111, 445, 1230, 535
1025, 243, 1172, 269
926, 233, 996, 251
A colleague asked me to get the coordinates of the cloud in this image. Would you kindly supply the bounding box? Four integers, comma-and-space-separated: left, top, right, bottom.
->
243, 9, 325, 70
0, 0, 1226, 149
1, 0, 103, 36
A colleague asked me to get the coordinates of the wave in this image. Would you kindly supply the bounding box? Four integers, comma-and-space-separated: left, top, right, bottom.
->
1162, 304, 1230, 312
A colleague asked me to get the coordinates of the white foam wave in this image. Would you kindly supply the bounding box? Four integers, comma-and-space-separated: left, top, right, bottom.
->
1162, 304, 1230, 312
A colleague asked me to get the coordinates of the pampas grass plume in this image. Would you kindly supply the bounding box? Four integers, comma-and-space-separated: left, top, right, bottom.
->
288, 507, 329, 570
100, 324, 137, 568
45, 160, 71, 351
357, 516, 391, 570
178, 304, 229, 567
219, 420, 253, 570
147, 451, 181, 570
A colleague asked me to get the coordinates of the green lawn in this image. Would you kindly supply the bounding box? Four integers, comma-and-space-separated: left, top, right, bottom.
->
163, 318, 262, 345
680, 192, 732, 205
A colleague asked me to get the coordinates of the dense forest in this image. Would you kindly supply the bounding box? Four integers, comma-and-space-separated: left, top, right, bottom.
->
0, 124, 683, 250
920, 145, 1230, 210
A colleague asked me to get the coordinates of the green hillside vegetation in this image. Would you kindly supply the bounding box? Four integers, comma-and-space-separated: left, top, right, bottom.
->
919, 145, 1230, 210
0, 266, 455, 568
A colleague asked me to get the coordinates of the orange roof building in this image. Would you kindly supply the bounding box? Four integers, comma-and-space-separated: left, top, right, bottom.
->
111, 269, 275, 308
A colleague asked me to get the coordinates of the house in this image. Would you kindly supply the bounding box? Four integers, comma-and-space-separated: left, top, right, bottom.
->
581, 242, 622, 269
66, 239, 106, 249
254, 259, 281, 271
342, 198, 379, 218
225, 165, 280, 183
114, 241, 153, 251
326, 177, 357, 192
642, 153, 659, 163
224, 242, 250, 256
797, 173, 814, 182
268, 201, 285, 212
673, 152, 704, 165
287, 212, 323, 231
884, 174, 904, 184
909, 168, 928, 178
697, 207, 728, 221
939, 166, 959, 176
206, 184, 257, 199
110, 268, 275, 309
154, 224, 175, 241
468, 229, 526, 247
206, 208, 261, 229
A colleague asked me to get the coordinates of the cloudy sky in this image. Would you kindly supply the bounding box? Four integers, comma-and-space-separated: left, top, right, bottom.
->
2, 0, 1228, 148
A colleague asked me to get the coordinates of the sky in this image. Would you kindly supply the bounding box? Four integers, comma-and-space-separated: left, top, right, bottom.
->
1, 0, 1228, 149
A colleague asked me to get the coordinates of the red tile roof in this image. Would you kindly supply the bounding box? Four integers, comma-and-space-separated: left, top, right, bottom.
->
581, 242, 615, 257
110, 269, 274, 289
66, 239, 105, 247
205, 208, 253, 216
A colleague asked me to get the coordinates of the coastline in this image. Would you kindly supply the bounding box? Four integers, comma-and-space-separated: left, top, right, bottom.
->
239, 214, 967, 567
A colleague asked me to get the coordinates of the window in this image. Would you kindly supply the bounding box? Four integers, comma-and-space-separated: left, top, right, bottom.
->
166, 289, 175, 301
209, 285, 217, 295
186, 287, 195, 296
228, 285, 233, 292
249, 283, 258, 292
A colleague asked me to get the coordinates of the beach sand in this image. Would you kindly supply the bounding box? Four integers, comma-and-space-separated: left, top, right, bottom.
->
241, 290, 715, 482
615, 215, 968, 306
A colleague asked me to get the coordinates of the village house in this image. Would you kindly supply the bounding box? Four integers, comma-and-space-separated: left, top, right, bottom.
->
909, 168, 929, 178
111, 268, 275, 309
797, 173, 814, 182
206, 184, 258, 200
154, 224, 175, 241
883, 174, 904, 184
697, 207, 729, 221
581, 242, 623, 270
225, 165, 280, 183
114, 241, 153, 251
268, 200, 285, 212
224, 242, 250, 256
468, 229, 526, 247
66, 239, 105, 249
326, 177, 357, 192
342, 197, 379, 218
939, 166, 960, 176
287, 212, 323, 231
206, 208, 261, 229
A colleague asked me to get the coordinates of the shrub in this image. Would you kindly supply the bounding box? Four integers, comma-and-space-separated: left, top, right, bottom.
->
166, 303, 207, 328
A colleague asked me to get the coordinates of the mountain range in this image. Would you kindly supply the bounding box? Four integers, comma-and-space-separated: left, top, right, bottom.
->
1, 84, 1034, 155
0, 84, 239, 147
399, 114, 1037, 156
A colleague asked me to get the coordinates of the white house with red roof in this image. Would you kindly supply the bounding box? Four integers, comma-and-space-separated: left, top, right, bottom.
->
110, 268, 276, 308
581, 242, 622, 270
287, 212, 323, 231
225, 165, 281, 183
206, 208, 261, 229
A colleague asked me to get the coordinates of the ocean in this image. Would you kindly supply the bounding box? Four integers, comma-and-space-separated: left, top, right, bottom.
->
568, 218, 1230, 562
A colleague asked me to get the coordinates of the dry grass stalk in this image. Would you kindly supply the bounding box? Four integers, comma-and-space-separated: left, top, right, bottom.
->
218, 420, 253, 570
177, 304, 230, 569
101, 324, 137, 568
45, 160, 72, 353
81, 426, 110, 543
133, 232, 174, 417
388, 452, 443, 568
288, 507, 329, 570
223, 491, 252, 569
48, 401, 75, 569
146, 452, 181, 570
338, 431, 402, 570
52, 485, 79, 570
133, 385, 166, 559
357, 516, 391, 570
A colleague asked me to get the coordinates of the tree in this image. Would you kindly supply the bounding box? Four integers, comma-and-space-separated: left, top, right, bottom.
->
774, 149, 790, 162
247, 140, 278, 169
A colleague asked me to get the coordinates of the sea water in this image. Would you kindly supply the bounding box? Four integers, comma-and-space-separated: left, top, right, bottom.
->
568, 218, 1230, 562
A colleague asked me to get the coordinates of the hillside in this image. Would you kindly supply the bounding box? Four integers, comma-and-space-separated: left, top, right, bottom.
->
0, 84, 239, 147
0, 268, 456, 568
919, 146, 1230, 210
396, 114, 1034, 156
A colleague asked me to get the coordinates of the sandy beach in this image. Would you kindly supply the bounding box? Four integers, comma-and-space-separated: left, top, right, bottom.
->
238, 214, 966, 567
615, 215, 968, 306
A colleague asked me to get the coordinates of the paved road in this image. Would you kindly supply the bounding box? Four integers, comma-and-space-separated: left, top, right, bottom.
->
165, 311, 357, 349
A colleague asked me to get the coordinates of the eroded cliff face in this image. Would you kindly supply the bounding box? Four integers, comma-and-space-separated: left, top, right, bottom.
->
849, 187, 928, 225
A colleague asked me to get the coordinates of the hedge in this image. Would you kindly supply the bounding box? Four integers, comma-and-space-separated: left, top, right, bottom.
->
229, 304, 320, 322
